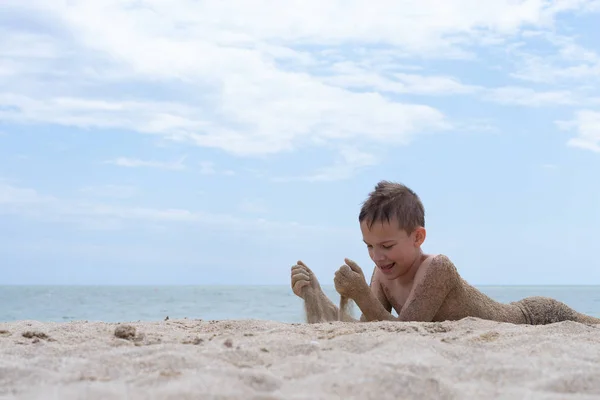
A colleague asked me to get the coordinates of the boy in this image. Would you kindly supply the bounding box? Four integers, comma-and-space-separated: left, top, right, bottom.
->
290, 180, 600, 325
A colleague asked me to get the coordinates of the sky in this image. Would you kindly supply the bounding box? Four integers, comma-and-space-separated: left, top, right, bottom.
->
1, 0, 599, 286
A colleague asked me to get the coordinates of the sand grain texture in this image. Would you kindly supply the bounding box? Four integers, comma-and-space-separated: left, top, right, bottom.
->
1, 318, 600, 399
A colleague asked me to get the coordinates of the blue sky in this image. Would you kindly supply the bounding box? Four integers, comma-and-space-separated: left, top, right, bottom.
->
1, 0, 599, 285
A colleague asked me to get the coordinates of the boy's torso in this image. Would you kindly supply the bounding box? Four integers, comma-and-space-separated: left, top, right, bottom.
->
382, 280, 410, 314
374, 254, 525, 323
377, 255, 437, 316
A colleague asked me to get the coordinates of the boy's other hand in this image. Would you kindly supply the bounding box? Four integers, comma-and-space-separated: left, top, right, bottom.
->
334, 258, 369, 299
291, 260, 322, 299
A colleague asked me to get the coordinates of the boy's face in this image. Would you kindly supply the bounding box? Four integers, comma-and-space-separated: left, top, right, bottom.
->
360, 218, 425, 280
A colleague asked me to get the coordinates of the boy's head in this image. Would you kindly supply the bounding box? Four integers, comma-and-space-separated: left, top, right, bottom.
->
359, 181, 426, 279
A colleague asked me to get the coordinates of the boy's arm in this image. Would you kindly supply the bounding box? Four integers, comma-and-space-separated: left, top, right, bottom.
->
396, 255, 458, 322
354, 255, 458, 322
359, 266, 392, 322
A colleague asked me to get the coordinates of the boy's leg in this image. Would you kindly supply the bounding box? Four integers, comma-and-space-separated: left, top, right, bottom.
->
514, 296, 600, 325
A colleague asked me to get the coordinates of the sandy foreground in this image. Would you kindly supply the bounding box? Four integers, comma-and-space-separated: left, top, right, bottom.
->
1, 318, 600, 400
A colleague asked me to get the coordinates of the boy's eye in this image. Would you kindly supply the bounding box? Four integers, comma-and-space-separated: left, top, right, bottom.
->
382, 244, 394, 249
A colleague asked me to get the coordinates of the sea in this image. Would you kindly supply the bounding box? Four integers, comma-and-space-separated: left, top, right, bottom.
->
1, 285, 599, 323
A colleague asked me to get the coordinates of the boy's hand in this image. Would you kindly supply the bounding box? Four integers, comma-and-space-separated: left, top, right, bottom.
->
334, 258, 369, 299
291, 260, 322, 299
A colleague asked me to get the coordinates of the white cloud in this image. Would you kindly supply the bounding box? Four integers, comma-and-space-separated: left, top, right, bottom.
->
104, 156, 187, 170
2, 0, 597, 160
199, 161, 216, 175
0, 181, 348, 235
79, 185, 138, 199
276, 147, 378, 182
322, 64, 480, 95
0, 183, 56, 205
541, 163, 558, 169
238, 199, 268, 214
0, 95, 210, 139
197, 161, 235, 176
557, 110, 600, 153
509, 32, 600, 84
512, 54, 600, 84
319, 62, 595, 107
485, 86, 578, 107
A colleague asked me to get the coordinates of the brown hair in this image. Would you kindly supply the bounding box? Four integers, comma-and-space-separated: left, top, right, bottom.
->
359, 180, 425, 233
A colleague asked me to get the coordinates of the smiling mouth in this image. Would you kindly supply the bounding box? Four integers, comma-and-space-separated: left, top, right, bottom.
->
379, 262, 395, 271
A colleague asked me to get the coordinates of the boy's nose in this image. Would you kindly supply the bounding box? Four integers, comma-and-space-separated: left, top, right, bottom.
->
372, 250, 386, 261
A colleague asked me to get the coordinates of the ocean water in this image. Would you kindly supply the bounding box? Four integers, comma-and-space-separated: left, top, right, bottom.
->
1, 285, 599, 323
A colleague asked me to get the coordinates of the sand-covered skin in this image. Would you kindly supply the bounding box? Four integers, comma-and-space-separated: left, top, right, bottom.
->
1, 318, 600, 399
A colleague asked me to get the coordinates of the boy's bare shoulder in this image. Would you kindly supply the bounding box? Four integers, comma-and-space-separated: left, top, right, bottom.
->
419, 254, 460, 279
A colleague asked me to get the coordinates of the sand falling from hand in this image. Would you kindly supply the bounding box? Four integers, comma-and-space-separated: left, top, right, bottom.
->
338, 296, 350, 321
302, 290, 353, 323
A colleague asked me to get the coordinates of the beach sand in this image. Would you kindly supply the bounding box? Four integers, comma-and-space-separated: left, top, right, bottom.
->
1, 317, 600, 399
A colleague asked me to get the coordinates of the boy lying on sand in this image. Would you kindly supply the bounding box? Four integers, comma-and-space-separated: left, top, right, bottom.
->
291, 180, 600, 325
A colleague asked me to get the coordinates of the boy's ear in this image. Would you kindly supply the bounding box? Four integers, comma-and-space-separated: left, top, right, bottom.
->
413, 227, 426, 247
